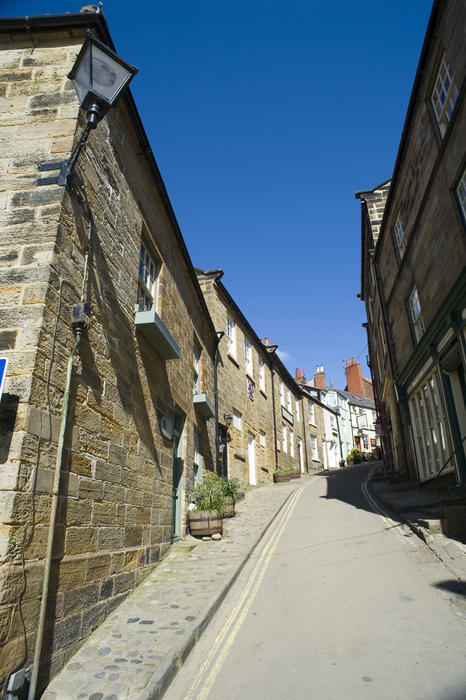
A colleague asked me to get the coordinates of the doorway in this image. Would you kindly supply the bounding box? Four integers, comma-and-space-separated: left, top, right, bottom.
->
298, 437, 304, 472
218, 425, 228, 477
248, 433, 256, 485
172, 412, 185, 541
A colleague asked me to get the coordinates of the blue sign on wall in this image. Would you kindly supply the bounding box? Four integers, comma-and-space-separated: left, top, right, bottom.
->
0, 358, 9, 402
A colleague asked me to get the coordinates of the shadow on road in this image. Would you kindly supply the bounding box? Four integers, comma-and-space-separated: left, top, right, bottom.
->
317, 462, 403, 522
433, 579, 466, 598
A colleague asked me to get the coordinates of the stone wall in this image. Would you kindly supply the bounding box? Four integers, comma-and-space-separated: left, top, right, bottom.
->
0, 23, 216, 690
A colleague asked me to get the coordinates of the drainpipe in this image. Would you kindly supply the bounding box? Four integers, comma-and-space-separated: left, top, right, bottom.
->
214, 332, 224, 476
270, 351, 279, 472
301, 395, 309, 472
29, 192, 93, 700
28, 331, 82, 700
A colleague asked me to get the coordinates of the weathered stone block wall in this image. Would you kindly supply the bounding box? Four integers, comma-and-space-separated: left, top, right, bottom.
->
0, 25, 216, 690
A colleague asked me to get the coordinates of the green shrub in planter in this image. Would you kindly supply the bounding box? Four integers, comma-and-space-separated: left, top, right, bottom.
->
220, 476, 241, 499
191, 471, 225, 511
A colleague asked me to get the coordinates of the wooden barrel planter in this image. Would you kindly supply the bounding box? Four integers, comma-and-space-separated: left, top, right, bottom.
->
273, 471, 290, 483
188, 510, 223, 538
289, 470, 301, 480
222, 495, 236, 518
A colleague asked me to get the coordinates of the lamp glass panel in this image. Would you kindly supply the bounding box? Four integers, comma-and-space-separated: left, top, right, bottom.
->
73, 44, 92, 104
90, 45, 132, 103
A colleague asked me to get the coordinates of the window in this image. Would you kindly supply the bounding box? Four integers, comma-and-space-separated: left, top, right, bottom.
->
287, 389, 292, 412
289, 430, 294, 457
408, 285, 425, 343
310, 435, 318, 461
194, 430, 202, 485
137, 240, 159, 311
409, 371, 451, 481
295, 399, 300, 422
362, 436, 369, 450
308, 400, 315, 425
226, 316, 236, 357
394, 211, 407, 258
282, 425, 287, 453
247, 377, 255, 401
244, 338, 253, 376
260, 430, 266, 447
431, 54, 459, 137
279, 380, 285, 407
232, 409, 242, 431
259, 358, 265, 392
456, 167, 466, 222
193, 343, 201, 395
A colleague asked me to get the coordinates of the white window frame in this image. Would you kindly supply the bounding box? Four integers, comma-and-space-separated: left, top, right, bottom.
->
310, 435, 318, 461
308, 400, 315, 425
226, 316, 236, 358
260, 430, 266, 447
409, 371, 451, 481
289, 430, 294, 458
282, 425, 287, 453
193, 343, 201, 396
279, 380, 285, 407
244, 338, 253, 377
232, 409, 242, 431
259, 358, 265, 392
408, 285, 425, 343
295, 399, 300, 422
431, 54, 459, 137
394, 211, 407, 258
456, 167, 466, 222
287, 388, 292, 412
137, 240, 159, 311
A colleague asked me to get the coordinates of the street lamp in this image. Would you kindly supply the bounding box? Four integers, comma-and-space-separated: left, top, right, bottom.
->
37, 30, 137, 187
224, 413, 233, 429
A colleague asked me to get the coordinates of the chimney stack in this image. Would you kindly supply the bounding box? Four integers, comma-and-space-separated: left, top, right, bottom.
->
314, 365, 326, 389
345, 357, 364, 396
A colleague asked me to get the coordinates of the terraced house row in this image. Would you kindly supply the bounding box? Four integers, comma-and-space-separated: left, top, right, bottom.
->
0, 9, 331, 692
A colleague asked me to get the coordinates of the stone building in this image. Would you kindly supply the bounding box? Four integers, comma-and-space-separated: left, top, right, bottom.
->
356, 0, 466, 487
196, 269, 309, 482
0, 10, 218, 692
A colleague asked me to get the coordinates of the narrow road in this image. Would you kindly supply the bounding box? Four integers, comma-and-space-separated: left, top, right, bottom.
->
165, 465, 466, 700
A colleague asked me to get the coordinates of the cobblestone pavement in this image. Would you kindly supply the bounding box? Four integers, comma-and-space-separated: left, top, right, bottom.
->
43, 475, 312, 700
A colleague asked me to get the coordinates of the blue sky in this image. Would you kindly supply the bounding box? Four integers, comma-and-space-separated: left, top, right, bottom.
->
9, 0, 432, 388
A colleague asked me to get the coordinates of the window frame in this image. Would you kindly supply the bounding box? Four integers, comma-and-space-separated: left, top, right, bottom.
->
455, 165, 466, 226
137, 239, 160, 312
408, 285, 425, 344
431, 53, 459, 138
232, 409, 242, 431
393, 211, 407, 259
193, 342, 201, 396
226, 315, 237, 358
244, 337, 253, 377
259, 358, 265, 392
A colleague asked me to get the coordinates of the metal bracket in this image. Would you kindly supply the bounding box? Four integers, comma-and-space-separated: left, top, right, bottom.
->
36, 160, 68, 186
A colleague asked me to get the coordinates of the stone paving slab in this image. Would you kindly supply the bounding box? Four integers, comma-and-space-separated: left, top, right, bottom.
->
43, 476, 310, 700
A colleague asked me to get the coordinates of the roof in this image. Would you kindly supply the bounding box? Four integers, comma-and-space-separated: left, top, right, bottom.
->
0, 11, 219, 347
196, 267, 303, 397
336, 389, 375, 409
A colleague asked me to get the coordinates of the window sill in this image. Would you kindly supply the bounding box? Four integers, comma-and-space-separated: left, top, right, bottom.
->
193, 393, 215, 419
135, 310, 180, 359
228, 352, 239, 368
260, 389, 267, 399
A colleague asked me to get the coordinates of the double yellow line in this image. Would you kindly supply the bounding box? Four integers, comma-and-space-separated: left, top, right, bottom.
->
185, 484, 307, 700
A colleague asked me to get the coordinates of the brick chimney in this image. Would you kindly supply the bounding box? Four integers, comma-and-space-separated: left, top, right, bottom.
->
314, 365, 326, 389
345, 358, 364, 396
295, 368, 307, 385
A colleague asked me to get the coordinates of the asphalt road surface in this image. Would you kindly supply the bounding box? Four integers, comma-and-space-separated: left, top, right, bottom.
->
165, 464, 466, 700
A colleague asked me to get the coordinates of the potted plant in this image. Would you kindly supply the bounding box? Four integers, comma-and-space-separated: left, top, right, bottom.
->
188, 471, 224, 537
221, 476, 241, 518
347, 448, 362, 465
273, 468, 291, 483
